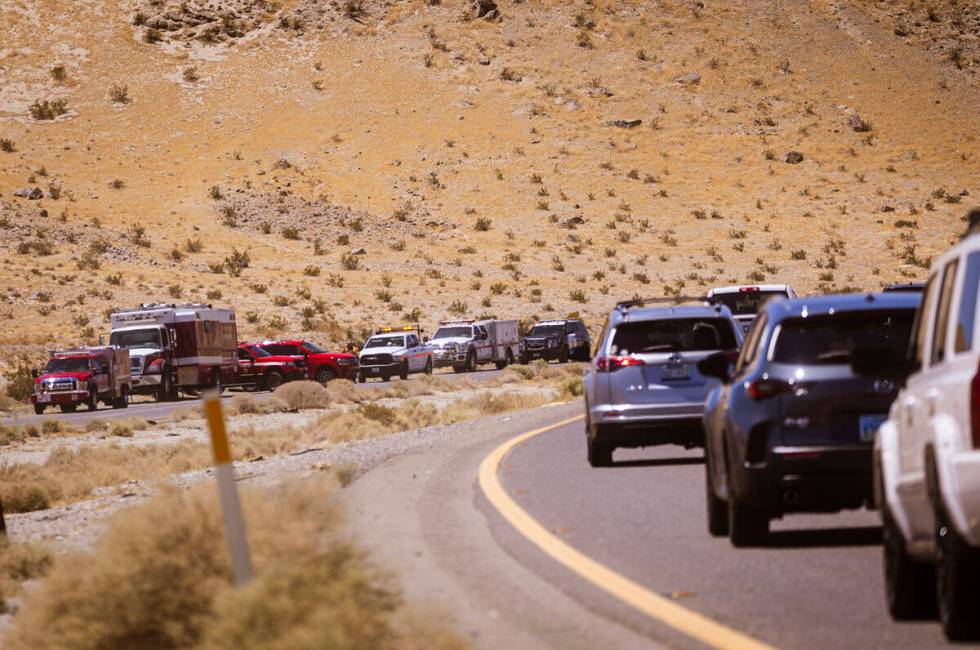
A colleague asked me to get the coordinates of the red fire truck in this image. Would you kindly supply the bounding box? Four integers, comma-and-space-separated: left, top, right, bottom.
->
109, 304, 238, 401
30, 346, 131, 414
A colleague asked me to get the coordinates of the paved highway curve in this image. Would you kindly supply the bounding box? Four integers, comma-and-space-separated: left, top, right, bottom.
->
495, 416, 958, 649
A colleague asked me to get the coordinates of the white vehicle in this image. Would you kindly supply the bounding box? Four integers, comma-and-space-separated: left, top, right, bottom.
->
855, 220, 980, 640
706, 284, 797, 333
109, 303, 238, 401
428, 319, 519, 372
357, 326, 434, 383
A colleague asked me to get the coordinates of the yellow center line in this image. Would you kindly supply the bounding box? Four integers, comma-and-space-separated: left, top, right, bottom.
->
478, 415, 775, 650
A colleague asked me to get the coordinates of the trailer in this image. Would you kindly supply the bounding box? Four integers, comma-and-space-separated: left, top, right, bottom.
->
30, 346, 130, 414
109, 303, 238, 401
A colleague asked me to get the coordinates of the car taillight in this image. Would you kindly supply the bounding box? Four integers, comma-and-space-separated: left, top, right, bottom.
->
971, 361, 980, 448
745, 378, 791, 400
595, 356, 645, 372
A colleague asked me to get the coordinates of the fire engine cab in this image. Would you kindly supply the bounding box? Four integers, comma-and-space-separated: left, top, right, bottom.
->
30, 346, 130, 414
109, 304, 238, 401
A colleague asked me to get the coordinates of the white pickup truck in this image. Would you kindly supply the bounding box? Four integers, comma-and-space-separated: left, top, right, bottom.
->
357, 326, 434, 383
856, 215, 980, 640
428, 319, 519, 373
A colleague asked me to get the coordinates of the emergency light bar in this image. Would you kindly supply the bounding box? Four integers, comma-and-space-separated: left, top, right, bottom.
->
375, 325, 423, 334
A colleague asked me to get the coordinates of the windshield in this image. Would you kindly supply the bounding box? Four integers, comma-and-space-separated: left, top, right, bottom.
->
301, 342, 325, 354
433, 326, 472, 339
110, 328, 162, 349
611, 318, 738, 354
528, 325, 563, 337
709, 290, 788, 316
44, 357, 91, 373
365, 336, 405, 348
772, 310, 915, 365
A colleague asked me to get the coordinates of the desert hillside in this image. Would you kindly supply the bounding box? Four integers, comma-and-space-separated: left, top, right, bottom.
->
0, 0, 977, 369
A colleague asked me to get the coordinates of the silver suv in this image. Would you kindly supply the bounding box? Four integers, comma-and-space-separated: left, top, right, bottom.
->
583, 299, 743, 466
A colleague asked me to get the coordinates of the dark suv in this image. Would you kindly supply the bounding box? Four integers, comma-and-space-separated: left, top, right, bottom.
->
699, 292, 921, 546
519, 319, 590, 363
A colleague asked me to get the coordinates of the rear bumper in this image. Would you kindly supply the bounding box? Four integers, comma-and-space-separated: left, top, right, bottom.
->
591, 403, 706, 447
735, 445, 872, 515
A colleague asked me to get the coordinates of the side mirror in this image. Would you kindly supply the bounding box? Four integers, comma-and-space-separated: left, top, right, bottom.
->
697, 352, 730, 383
851, 347, 912, 383
31, 368, 38, 379
423, 336, 430, 343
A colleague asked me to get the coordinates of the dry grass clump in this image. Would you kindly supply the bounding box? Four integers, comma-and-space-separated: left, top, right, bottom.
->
273, 380, 332, 410
0, 441, 210, 513
5, 480, 462, 649
229, 393, 287, 415
0, 539, 53, 613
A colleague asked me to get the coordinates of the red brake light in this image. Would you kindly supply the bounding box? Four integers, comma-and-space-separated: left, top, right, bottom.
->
740, 287, 761, 293
596, 356, 646, 372
746, 378, 790, 400
971, 363, 980, 449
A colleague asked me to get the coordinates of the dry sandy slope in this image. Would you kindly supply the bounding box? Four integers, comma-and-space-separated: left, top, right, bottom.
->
0, 0, 976, 363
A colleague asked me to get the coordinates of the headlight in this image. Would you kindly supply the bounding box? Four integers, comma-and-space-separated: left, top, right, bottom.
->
336, 358, 355, 366
546, 339, 556, 348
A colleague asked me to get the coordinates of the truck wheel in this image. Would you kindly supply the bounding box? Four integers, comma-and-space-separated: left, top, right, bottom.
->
587, 436, 613, 467
112, 387, 130, 410
466, 350, 477, 373
158, 371, 176, 402
519, 354, 529, 365
86, 386, 98, 411
883, 504, 934, 619
399, 362, 409, 380
357, 372, 366, 384
706, 466, 729, 537
264, 370, 284, 392
316, 367, 337, 384
558, 345, 569, 364
424, 358, 433, 375
937, 503, 980, 640
60, 404, 76, 413
495, 349, 512, 371
727, 496, 768, 547
33, 404, 45, 415
452, 364, 465, 374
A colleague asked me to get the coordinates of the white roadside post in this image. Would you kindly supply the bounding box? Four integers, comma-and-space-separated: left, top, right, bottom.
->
204, 392, 254, 587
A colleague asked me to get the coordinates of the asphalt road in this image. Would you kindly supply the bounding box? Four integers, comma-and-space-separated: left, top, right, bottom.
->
500, 418, 962, 649
1, 367, 506, 428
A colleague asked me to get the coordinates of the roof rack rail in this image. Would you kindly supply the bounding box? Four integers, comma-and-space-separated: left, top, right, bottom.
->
615, 295, 709, 311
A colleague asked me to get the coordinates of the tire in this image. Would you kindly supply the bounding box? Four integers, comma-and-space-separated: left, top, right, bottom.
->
936, 504, 980, 640
264, 370, 284, 391
158, 370, 176, 402
399, 362, 409, 380
424, 358, 433, 375
883, 505, 935, 619
452, 364, 465, 374
495, 349, 512, 371
728, 496, 768, 547
519, 355, 529, 365
558, 345, 569, 364
316, 367, 337, 384
85, 386, 98, 411
33, 404, 45, 415
466, 350, 477, 373
112, 387, 129, 410
706, 465, 729, 537
60, 404, 76, 413
587, 436, 613, 467
357, 372, 366, 384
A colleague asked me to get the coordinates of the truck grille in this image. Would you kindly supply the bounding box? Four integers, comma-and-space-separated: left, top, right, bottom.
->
360, 354, 393, 366
41, 378, 76, 393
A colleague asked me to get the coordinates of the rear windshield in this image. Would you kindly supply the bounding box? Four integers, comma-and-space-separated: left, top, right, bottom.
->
772, 310, 915, 365
610, 318, 738, 355
709, 290, 788, 316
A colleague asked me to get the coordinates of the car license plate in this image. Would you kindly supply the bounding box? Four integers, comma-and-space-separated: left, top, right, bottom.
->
662, 365, 690, 381
371, 367, 380, 374
859, 415, 887, 442
37, 394, 50, 403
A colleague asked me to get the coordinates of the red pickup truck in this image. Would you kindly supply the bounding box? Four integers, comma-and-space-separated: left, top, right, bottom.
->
258, 340, 358, 383
236, 343, 306, 391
